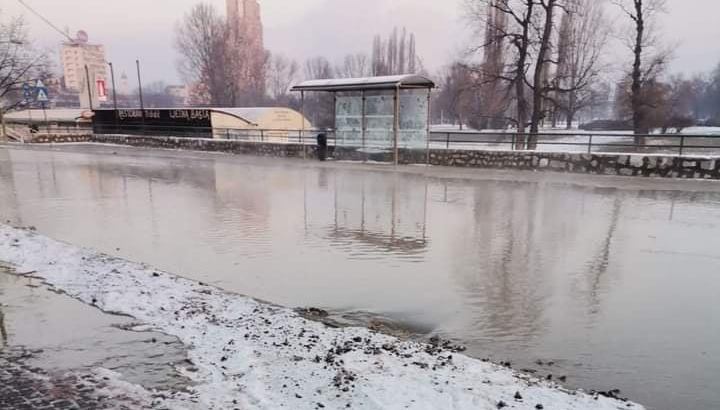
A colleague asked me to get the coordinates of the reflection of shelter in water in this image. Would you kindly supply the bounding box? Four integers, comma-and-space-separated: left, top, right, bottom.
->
324, 171, 429, 256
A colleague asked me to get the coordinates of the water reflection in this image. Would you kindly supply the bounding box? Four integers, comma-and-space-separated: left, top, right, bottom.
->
323, 172, 428, 259
0, 303, 7, 346
1, 145, 719, 410
584, 197, 622, 316
0, 266, 189, 390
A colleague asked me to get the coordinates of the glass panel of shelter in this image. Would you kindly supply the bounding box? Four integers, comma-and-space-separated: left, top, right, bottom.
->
334, 89, 428, 152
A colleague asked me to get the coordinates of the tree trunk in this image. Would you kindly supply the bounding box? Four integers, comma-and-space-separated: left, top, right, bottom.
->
631, 0, 647, 146
566, 89, 577, 129
514, 1, 535, 150
528, 0, 556, 150
566, 111, 575, 129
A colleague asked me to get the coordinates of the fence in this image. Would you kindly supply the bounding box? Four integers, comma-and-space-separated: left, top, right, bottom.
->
428, 131, 720, 156
15, 123, 720, 157
88, 123, 333, 145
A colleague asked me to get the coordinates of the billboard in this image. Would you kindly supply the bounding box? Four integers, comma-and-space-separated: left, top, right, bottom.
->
96, 79, 107, 102
92, 109, 212, 138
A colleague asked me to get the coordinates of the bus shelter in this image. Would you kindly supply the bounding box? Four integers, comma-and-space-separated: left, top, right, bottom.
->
291, 75, 435, 164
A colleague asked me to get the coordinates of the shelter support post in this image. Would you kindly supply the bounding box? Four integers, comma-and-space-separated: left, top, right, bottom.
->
426, 88, 432, 166
361, 90, 367, 162
332, 91, 337, 147
300, 91, 305, 144
394, 85, 400, 166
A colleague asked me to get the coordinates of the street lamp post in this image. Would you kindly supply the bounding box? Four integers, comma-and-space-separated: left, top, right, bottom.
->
108, 62, 118, 111
136, 59, 145, 134
84, 65, 93, 110
108, 61, 119, 133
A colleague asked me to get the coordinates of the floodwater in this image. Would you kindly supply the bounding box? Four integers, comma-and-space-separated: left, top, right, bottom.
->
1, 144, 719, 410
0, 266, 189, 390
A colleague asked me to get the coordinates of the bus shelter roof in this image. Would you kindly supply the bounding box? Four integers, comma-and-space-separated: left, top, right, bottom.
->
291, 74, 435, 92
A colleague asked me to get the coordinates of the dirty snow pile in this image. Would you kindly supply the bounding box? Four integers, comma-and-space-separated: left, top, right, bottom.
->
0, 224, 644, 410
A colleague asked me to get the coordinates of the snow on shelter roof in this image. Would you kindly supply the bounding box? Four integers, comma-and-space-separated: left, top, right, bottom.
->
291, 74, 435, 92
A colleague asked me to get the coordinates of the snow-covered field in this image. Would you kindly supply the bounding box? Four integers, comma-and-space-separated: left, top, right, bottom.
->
0, 224, 643, 410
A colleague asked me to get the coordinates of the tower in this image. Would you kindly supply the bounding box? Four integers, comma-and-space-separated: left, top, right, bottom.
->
226, 0, 266, 104
226, 0, 263, 51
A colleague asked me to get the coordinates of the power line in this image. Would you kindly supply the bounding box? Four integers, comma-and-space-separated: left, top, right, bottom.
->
15, 0, 75, 43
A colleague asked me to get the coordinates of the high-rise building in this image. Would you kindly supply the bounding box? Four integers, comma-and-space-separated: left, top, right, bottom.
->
226, 0, 266, 104
60, 30, 107, 108
226, 0, 263, 51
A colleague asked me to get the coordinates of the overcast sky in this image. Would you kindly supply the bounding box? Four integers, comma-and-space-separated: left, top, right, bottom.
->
2, 0, 719, 85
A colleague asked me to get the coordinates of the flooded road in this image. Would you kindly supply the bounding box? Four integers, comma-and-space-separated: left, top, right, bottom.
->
0, 265, 188, 391
1, 144, 719, 410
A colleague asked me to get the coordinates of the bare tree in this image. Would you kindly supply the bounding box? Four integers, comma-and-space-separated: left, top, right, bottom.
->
553, 0, 610, 128
709, 64, 720, 124
304, 56, 334, 80
613, 0, 668, 140
371, 27, 421, 76
408, 33, 418, 73
267, 53, 299, 102
467, 0, 536, 147
302, 57, 335, 128
337, 53, 370, 78
434, 63, 475, 128
175, 2, 269, 106
527, 0, 559, 148
0, 15, 50, 136
175, 3, 230, 106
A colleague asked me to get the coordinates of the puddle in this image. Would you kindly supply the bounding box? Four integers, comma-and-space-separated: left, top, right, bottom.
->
0, 265, 190, 391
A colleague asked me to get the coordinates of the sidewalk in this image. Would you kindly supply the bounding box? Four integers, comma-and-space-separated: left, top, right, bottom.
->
0, 348, 153, 410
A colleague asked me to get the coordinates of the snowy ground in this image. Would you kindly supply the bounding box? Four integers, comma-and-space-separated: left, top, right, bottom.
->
0, 224, 643, 410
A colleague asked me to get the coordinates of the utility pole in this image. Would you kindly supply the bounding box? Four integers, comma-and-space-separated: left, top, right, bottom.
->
84, 65, 94, 110
109, 61, 119, 132
136, 59, 145, 112
136, 59, 145, 133
108, 62, 118, 111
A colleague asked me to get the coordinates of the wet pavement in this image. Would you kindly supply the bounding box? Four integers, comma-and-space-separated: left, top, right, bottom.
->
0, 264, 189, 408
1, 144, 719, 410
0, 347, 152, 410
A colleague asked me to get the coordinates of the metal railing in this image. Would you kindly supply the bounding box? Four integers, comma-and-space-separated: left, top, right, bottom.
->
92, 124, 335, 145
18, 122, 720, 157
428, 131, 720, 156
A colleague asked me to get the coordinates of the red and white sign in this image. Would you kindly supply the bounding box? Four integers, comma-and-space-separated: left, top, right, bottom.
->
96, 79, 108, 102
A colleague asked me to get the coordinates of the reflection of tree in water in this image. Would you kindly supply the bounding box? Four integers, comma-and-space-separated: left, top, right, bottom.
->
0, 304, 6, 346
450, 181, 548, 341
584, 197, 623, 315
0, 267, 7, 346
93, 158, 219, 191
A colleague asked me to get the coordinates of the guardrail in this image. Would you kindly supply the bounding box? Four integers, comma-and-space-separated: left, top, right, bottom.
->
91, 124, 335, 145
428, 131, 720, 156
22, 123, 720, 157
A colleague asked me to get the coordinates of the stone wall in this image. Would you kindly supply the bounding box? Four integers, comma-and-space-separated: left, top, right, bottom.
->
30, 134, 720, 180
423, 150, 720, 179
28, 134, 92, 143
91, 135, 322, 159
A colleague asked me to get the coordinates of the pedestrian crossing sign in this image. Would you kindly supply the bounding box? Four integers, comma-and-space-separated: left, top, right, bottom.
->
36, 88, 49, 102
